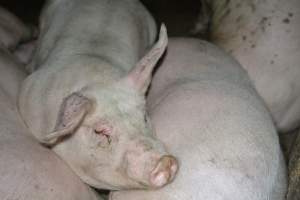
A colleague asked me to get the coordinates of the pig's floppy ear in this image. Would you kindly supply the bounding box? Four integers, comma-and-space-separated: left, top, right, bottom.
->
126, 24, 168, 94
41, 92, 92, 146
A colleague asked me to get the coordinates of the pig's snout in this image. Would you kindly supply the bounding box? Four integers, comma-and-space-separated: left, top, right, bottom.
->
149, 155, 178, 188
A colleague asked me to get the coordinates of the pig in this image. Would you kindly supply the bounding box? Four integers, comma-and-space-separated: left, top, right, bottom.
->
0, 5, 37, 65
0, 49, 102, 200
287, 131, 300, 200
109, 38, 287, 200
18, 0, 178, 190
0, 10, 101, 200
195, 0, 300, 133
0, 6, 35, 51
13, 40, 37, 65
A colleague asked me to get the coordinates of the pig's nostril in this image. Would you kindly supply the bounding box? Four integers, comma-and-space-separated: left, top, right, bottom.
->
149, 155, 178, 188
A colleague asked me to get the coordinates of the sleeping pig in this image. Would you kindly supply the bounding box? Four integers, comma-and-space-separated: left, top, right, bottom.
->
18, 0, 178, 190
109, 38, 287, 200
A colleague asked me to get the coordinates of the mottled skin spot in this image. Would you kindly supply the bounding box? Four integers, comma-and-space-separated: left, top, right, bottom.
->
236, 15, 242, 23
235, 3, 241, 8
259, 17, 269, 32
250, 3, 256, 13
225, 0, 231, 6
283, 18, 290, 24
242, 35, 247, 41
224, 8, 231, 18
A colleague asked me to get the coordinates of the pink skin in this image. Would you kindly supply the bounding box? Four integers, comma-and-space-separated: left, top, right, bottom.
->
109, 38, 286, 200
18, 0, 178, 189
0, 24, 100, 200
203, 0, 300, 133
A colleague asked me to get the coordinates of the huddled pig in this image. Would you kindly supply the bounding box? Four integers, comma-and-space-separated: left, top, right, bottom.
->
0, 8, 101, 200
13, 40, 37, 65
287, 132, 300, 200
18, 0, 178, 190
109, 38, 287, 200
196, 0, 300, 133
0, 6, 35, 51
0, 5, 37, 65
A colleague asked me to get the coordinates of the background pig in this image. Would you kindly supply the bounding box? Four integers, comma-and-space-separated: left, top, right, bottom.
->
0, 6, 35, 51
13, 40, 37, 65
110, 38, 287, 200
196, 0, 300, 133
19, 0, 178, 190
0, 8, 101, 200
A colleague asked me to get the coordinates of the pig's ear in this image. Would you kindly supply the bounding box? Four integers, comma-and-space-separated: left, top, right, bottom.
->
41, 93, 92, 146
126, 24, 168, 94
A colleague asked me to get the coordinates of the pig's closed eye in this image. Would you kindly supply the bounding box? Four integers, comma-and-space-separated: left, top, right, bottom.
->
94, 125, 112, 145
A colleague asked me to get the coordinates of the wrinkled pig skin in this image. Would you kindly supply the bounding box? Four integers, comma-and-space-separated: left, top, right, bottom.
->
201, 0, 300, 133
287, 132, 300, 200
0, 20, 101, 200
109, 38, 287, 200
18, 0, 178, 190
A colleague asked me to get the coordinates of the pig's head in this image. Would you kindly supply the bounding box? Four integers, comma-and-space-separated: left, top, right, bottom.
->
41, 25, 178, 190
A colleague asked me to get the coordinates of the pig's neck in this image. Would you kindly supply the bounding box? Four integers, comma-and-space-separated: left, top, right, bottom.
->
33, 0, 155, 74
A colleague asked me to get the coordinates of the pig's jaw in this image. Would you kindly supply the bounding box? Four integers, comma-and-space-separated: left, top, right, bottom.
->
72, 168, 145, 190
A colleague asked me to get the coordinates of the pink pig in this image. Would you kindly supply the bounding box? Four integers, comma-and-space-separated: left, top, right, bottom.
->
110, 38, 287, 200
18, 0, 178, 190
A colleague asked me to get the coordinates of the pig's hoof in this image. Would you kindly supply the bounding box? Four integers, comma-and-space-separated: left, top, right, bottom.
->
149, 155, 178, 188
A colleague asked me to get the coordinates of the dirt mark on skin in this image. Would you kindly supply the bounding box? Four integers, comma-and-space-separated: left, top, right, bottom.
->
283, 18, 290, 24
259, 17, 269, 32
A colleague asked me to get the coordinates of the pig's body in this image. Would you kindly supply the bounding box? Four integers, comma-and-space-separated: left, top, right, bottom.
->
0, 6, 34, 51
204, 0, 300, 133
19, 0, 177, 190
0, 9, 100, 199
0, 50, 101, 200
110, 38, 287, 200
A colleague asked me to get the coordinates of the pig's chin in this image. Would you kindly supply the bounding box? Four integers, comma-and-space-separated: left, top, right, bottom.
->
75, 167, 149, 190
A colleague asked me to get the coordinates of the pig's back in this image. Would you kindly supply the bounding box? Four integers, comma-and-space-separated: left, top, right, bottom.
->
113, 38, 287, 200
148, 38, 251, 104
30, 0, 157, 73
